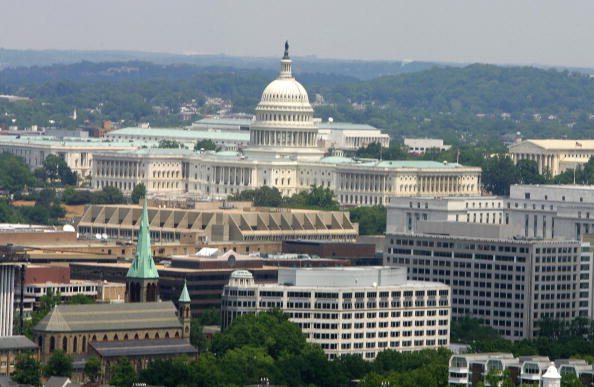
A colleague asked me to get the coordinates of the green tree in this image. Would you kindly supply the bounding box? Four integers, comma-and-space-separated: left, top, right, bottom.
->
482, 155, 519, 195
194, 139, 218, 151
285, 185, 340, 210
211, 309, 305, 359
158, 139, 182, 149
11, 353, 42, 387
190, 320, 208, 352
62, 188, 93, 204
139, 356, 195, 387
517, 159, 547, 184
44, 349, 73, 378
66, 294, 95, 304
42, 154, 76, 185
451, 316, 501, 343
92, 186, 125, 204
219, 346, 275, 386
0, 152, 36, 193
230, 186, 283, 207
484, 368, 502, 387
84, 357, 102, 383
348, 206, 386, 235
131, 183, 146, 204
109, 357, 136, 387
561, 372, 586, 387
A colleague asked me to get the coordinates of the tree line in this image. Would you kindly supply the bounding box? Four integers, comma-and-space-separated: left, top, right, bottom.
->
13, 310, 451, 387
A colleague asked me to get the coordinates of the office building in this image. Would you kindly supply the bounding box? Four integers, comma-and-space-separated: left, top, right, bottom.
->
385, 222, 594, 340
221, 266, 451, 359
387, 184, 594, 241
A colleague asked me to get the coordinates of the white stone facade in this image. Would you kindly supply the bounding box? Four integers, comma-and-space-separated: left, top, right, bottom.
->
221, 266, 451, 359
387, 185, 594, 240
509, 139, 594, 176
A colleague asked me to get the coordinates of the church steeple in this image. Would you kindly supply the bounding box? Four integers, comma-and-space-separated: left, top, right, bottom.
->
178, 279, 191, 341
126, 198, 159, 303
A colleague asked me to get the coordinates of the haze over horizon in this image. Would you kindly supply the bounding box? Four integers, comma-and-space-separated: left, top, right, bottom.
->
2, 0, 594, 68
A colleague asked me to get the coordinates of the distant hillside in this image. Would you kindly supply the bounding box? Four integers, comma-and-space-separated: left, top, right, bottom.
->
316, 64, 594, 116
3, 60, 594, 142
0, 48, 446, 80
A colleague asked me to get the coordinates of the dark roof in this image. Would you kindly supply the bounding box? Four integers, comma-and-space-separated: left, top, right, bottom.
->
34, 302, 182, 333
90, 339, 197, 358
0, 335, 37, 351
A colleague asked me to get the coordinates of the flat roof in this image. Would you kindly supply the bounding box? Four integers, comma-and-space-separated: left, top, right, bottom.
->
320, 156, 470, 169
90, 338, 197, 358
109, 127, 250, 141
318, 122, 378, 131
194, 118, 252, 126
0, 136, 145, 148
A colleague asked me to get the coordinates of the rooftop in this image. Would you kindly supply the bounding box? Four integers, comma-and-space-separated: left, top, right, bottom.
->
109, 127, 250, 141
90, 338, 197, 358
194, 118, 252, 126
34, 302, 182, 333
318, 122, 378, 131
513, 139, 594, 150
0, 335, 37, 351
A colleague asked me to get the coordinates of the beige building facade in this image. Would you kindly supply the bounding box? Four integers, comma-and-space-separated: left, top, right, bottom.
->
509, 139, 594, 176
221, 266, 451, 359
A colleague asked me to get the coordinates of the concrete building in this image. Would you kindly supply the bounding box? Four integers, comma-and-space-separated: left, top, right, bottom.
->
76, 203, 359, 243
317, 122, 390, 150
71, 249, 346, 315
509, 139, 594, 176
387, 184, 594, 241
384, 222, 594, 340
90, 45, 481, 203
0, 136, 139, 179
221, 266, 451, 359
404, 138, 451, 154
0, 336, 37, 376
105, 127, 250, 151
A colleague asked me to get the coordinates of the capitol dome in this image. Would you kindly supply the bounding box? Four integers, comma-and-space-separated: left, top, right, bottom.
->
259, 77, 310, 106
247, 41, 323, 162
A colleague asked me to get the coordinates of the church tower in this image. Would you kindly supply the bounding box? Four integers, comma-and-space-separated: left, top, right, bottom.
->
178, 279, 191, 341
126, 198, 160, 303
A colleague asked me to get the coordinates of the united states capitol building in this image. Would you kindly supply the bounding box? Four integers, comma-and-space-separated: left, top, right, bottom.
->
0, 44, 481, 206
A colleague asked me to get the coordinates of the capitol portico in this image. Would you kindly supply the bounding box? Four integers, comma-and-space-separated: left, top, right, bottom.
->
91, 43, 481, 205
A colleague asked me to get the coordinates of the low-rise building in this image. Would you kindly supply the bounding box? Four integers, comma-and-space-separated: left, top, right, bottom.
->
448, 353, 588, 386
0, 336, 38, 376
76, 203, 359, 243
221, 266, 451, 359
404, 138, 451, 154
387, 184, 594, 241
509, 139, 594, 175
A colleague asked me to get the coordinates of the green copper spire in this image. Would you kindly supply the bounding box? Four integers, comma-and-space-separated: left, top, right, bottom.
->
126, 198, 159, 279
178, 279, 191, 303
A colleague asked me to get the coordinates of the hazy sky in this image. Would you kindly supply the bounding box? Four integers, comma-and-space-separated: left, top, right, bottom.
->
3, 0, 594, 67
